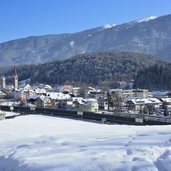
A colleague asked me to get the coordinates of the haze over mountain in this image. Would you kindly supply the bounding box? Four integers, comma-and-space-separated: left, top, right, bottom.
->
0, 13, 171, 66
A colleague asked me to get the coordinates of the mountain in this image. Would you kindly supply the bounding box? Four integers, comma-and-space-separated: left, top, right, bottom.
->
0, 14, 171, 66
134, 62, 171, 90
4, 52, 162, 87
137, 16, 157, 23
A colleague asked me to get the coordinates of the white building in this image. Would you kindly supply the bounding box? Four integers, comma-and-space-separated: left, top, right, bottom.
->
127, 98, 162, 111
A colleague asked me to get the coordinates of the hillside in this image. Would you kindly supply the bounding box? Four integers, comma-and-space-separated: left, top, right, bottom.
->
0, 14, 171, 66
4, 52, 162, 87
134, 63, 171, 90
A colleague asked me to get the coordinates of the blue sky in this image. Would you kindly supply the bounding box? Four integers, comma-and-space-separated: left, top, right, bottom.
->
0, 0, 171, 43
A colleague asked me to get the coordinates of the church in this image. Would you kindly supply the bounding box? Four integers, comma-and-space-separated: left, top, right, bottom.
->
0, 66, 19, 91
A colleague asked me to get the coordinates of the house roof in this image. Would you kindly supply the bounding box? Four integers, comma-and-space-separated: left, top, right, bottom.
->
73, 98, 98, 105
47, 92, 71, 100
161, 98, 171, 104
44, 84, 52, 89
28, 95, 40, 100
34, 88, 46, 94
73, 97, 85, 105
128, 98, 161, 105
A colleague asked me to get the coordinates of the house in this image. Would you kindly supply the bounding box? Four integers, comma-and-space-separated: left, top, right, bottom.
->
61, 85, 73, 93
44, 84, 52, 91
160, 98, 171, 111
160, 98, 171, 106
73, 98, 85, 111
28, 92, 72, 109
73, 98, 99, 112
47, 92, 71, 108
87, 89, 104, 100
133, 89, 149, 98
160, 98, 171, 115
58, 100, 73, 110
35, 96, 55, 108
14, 87, 35, 102
47, 92, 71, 101
73, 87, 80, 96
85, 100, 99, 112
28, 95, 40, 104
122, 89, 134, 99
34, 88, 46, 96
126, 98, 162, 112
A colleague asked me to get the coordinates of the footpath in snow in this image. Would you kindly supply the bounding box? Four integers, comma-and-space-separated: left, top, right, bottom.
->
0, 115, 171, 171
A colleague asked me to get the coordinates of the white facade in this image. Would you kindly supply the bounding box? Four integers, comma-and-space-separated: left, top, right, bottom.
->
0, 76, 6, 89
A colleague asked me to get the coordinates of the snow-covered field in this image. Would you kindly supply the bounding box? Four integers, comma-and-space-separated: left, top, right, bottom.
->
0, 115, 171, 171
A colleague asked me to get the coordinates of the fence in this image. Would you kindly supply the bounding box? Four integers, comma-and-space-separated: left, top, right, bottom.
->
0, 105, 171, 125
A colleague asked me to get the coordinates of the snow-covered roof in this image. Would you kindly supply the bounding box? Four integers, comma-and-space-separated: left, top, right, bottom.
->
34, 88, 46, 94
161, 98, 171, 104
44, 85, 52, 89
108, 89, 122, 94
72, 97, 97, 105
28, 95, 40, 100
88, 87, 95, 90
85, 98, 98, 103
47, 92, 71, 100
72, 97, 85, 104
128, 98, 161, 105
73, 87, 80, 90
33, 95, 51, 102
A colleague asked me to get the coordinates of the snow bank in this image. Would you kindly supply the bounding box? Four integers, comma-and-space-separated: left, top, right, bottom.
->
0, 115, 171, 171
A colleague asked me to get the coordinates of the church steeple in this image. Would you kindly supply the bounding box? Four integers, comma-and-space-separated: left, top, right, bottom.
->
13, 66, 18, 90
0, 73, 6, 89
14, 66, 17, 75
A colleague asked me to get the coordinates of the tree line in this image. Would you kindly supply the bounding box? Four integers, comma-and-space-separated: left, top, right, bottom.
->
3, 51, 162, 88
134, 63, 171, 90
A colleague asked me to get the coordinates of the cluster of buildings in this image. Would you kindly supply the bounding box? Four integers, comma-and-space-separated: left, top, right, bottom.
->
107, 89, 171, 116
0, 68, 99, 112
0, 68, 171, 116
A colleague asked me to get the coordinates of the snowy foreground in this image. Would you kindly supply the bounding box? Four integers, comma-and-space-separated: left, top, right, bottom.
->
0, 115, 171, 171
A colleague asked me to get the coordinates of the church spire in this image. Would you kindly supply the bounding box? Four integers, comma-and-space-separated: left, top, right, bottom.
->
0, 73, 6, 89
14, 66, 17, 76
13, 66, 18, 90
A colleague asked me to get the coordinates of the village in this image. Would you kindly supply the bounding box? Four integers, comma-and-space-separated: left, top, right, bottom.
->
0, 67, 171, 121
